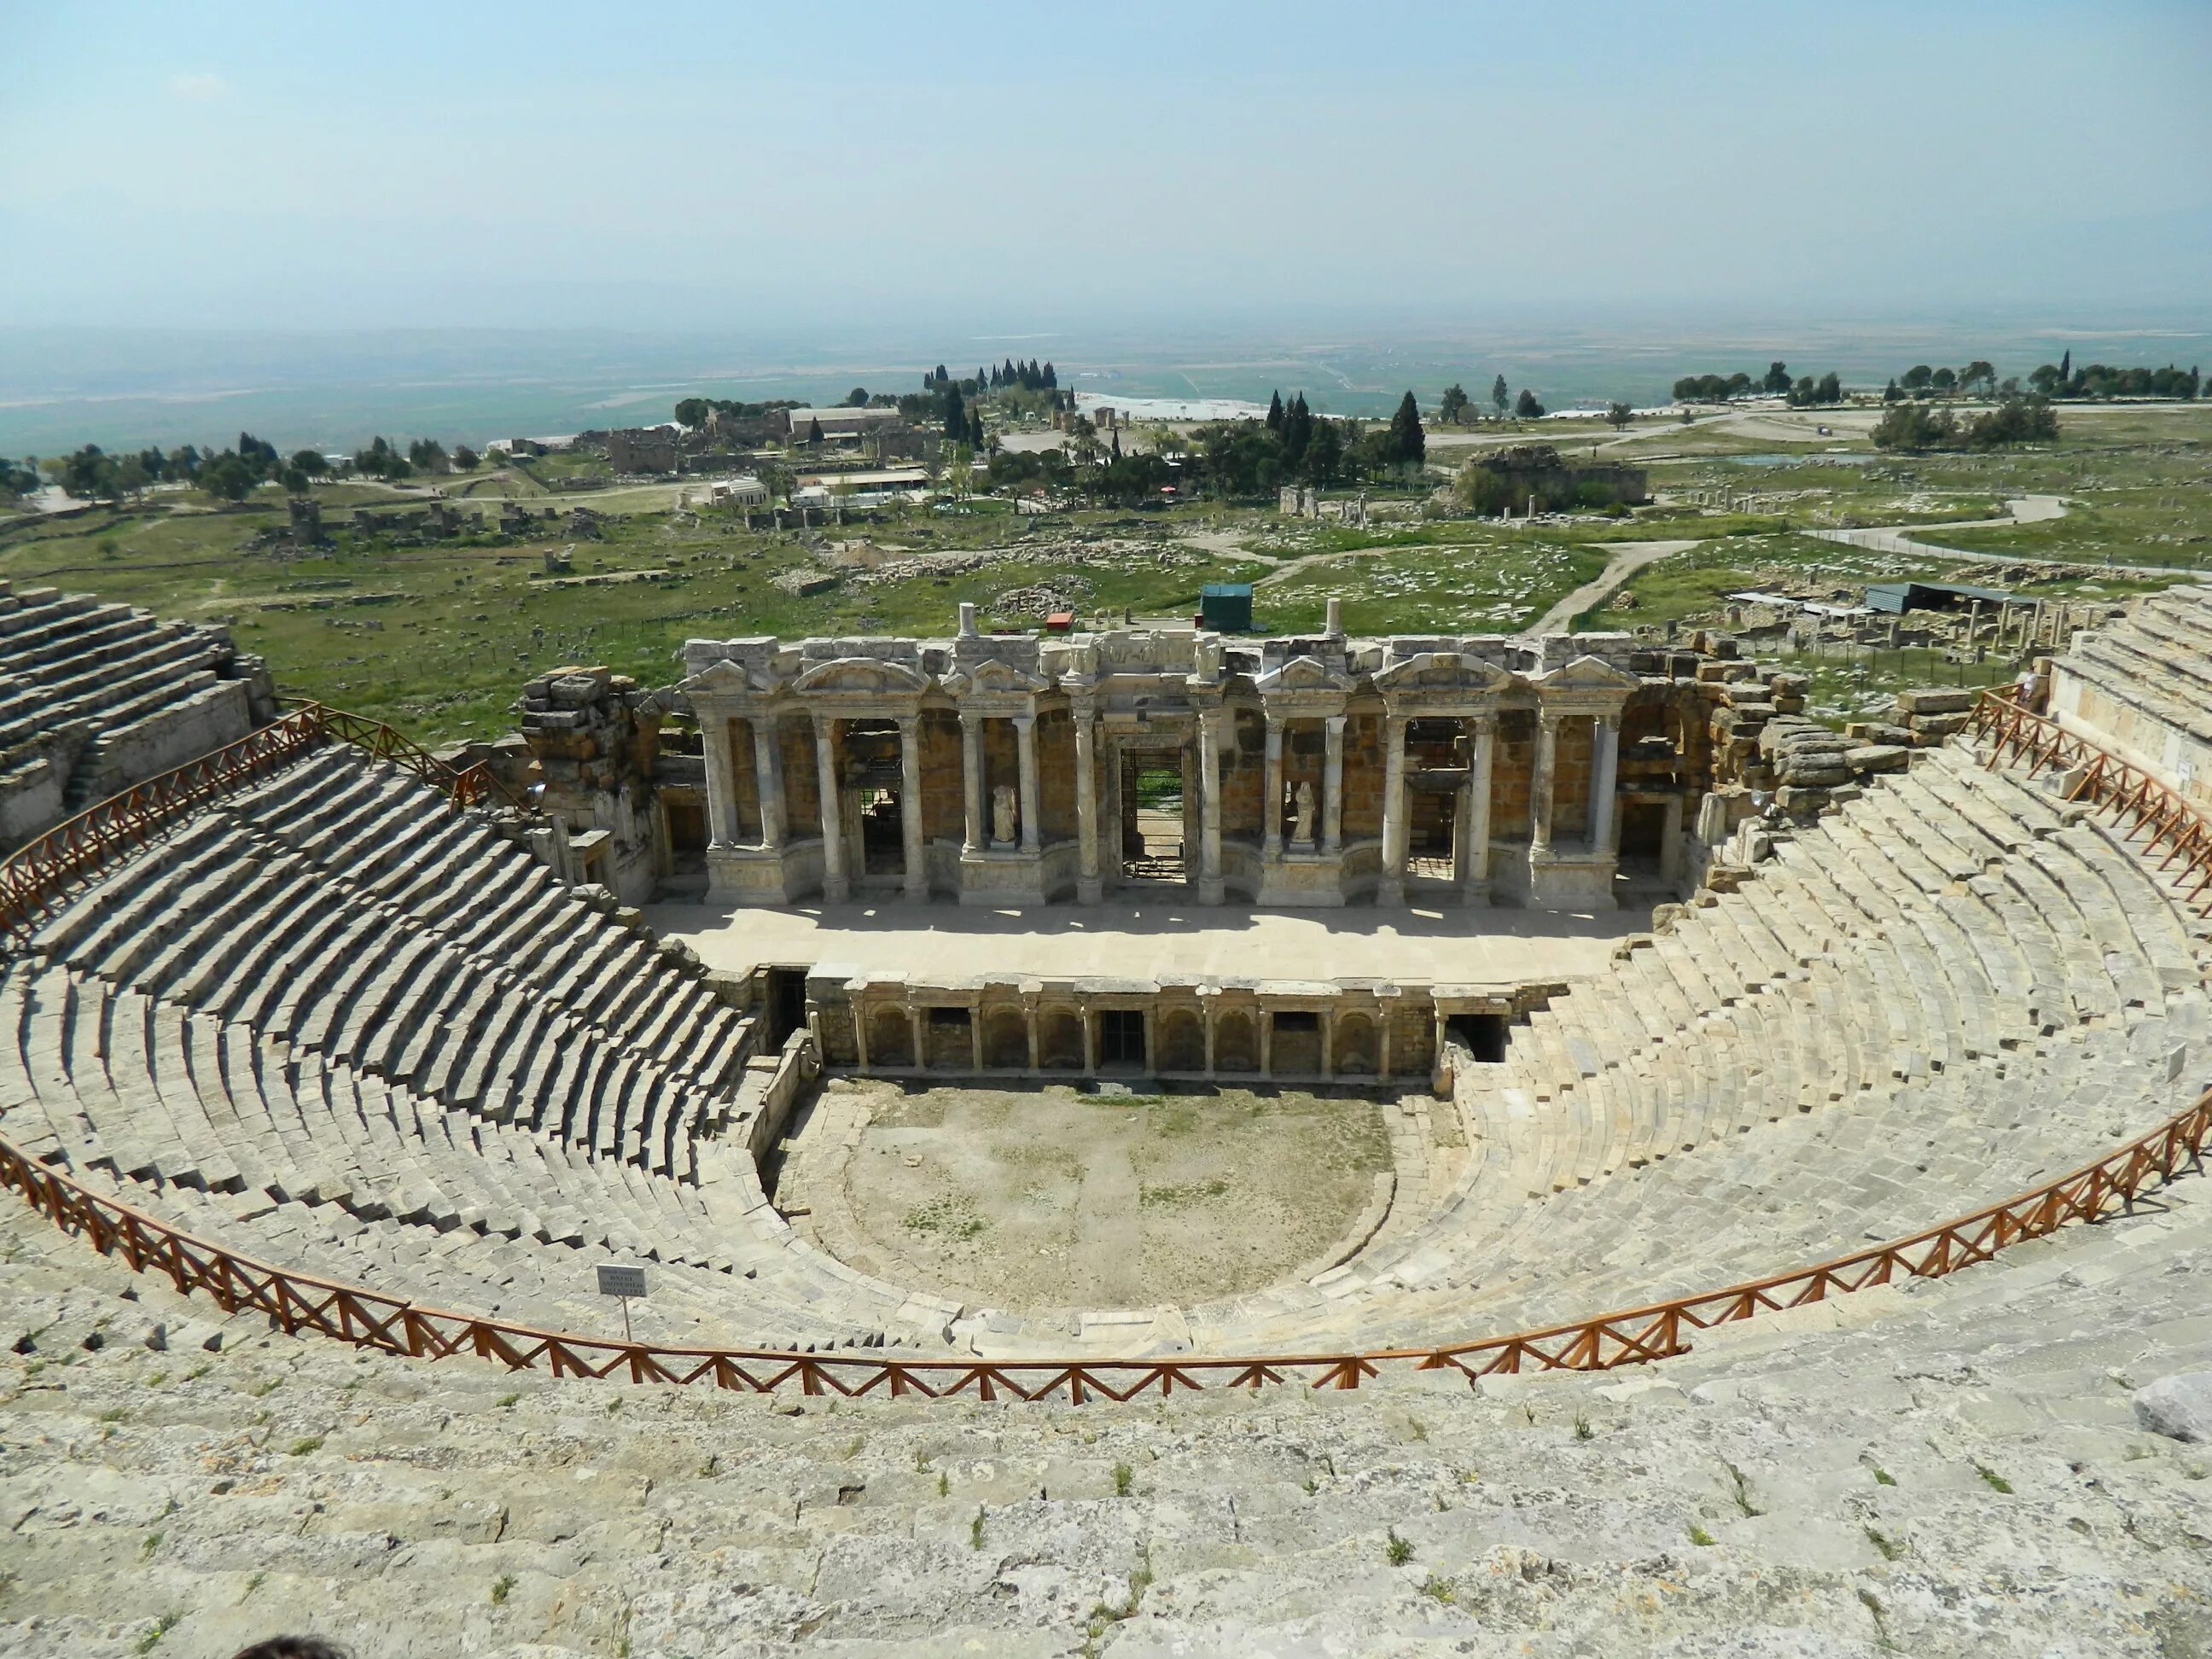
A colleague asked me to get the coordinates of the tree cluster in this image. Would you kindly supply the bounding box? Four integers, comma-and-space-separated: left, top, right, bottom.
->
1890, 361, 2000, 399
2028, 356, 2199, 400
1185, 388, 1426, 497
1429, 376, 1530, 425
1672, 364, 1845, 405
986, 358, 1056, 393
1871, 394, 2059, 453
672, 396, 807, 428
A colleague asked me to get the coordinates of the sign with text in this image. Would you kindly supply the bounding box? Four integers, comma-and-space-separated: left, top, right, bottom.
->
596, 1264, 648, 1300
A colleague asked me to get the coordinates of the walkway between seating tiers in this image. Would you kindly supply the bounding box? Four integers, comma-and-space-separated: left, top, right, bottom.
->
647, 893, 1644, 987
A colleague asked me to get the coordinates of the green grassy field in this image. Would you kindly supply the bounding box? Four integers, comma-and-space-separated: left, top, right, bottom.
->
3, 398, 2206, 744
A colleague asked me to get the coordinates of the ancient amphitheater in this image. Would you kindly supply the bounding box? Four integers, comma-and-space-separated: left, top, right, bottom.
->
5, 579, 2212, 1656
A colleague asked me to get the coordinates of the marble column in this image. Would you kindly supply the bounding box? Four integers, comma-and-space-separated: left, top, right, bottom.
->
1378, 712, 1408, 905
701, 713, 736, 847
1322, 713, 1346, 854
1530, 711, 1560, 856
1197, 709, 1225, 904
898, 714, 927, 899
1261, 713, 1284, 860
1073, 700, 1102, 903
1014, 713, 1041, 854
1589, 713, 1621, 854
958, 711, 984, 855
751, 715, 785, 850
813, 713, 848, 902
1464, 714, 1495, 899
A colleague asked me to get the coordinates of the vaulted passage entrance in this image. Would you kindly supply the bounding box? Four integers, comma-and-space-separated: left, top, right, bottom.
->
1121, 753, 1189, 885
842, 721, 907, 885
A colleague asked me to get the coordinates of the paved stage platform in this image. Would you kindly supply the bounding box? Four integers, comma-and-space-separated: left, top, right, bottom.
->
643, 896, 1649, 987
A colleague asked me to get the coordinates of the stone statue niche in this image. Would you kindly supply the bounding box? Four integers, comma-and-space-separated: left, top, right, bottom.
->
991, 782, 1018, 849
1291, 780, 1317, 848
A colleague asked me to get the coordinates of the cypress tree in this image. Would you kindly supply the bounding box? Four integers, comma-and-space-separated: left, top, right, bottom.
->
970, 407, 987, 449
934, 364, 949, 385
2059, 349, 2071, 385
1388, 390, 1425, 465
1266, 390, 1284, 431
943, 384, 966, 442
1042, 362, 1057, 389
1283, 393, 1313, 467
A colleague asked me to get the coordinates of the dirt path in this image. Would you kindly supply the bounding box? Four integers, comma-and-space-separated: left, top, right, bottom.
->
1796, 494, 2210, 576
1526, 538, 1702, 634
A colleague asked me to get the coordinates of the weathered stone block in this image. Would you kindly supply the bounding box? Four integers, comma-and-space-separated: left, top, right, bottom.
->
1895, 688, 1975, 715
1845, 744, 1911, 774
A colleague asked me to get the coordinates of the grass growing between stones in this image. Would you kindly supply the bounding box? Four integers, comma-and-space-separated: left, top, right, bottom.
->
825, 1080, 1394, 1310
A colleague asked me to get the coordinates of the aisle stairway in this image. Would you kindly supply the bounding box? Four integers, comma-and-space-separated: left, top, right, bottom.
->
3, 1139, 2209, 1657
0, 733, 2205, 1371
2058, 582, 2212, 747
1157, 742, 2212, 1353
2, 743, 961, 1354
0, 581, 259, 820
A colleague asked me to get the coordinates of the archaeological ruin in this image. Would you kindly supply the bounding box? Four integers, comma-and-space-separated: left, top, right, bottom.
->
4, 579, 2212, 1654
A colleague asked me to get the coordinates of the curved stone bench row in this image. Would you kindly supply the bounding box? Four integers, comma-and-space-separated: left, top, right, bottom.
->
0, 587, 227, 756
31, 749, 748, 1174
0, 959, 956, 1353
1154, 747, 2209, 1353
5, 1152, 2209, 1658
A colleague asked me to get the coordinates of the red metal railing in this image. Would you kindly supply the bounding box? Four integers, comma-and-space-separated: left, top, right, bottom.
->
0, 702, 521, 945
0, 686, 2202, 1399
1969, 690, 2212, 913
0, 1085, 2203, 1399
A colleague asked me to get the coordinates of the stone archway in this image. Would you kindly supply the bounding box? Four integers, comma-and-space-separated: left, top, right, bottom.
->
1039, 1006, 1086, 1069
1156, 1007, 1204, 1074
983, 1006, 1029, 1069
1214, 1010, 1258, 1074
1332, 1012, 1378, 1076
868, 1005, 915, 1068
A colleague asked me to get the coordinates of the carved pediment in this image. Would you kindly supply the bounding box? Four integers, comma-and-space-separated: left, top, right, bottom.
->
1539, 655, 1639, 693
1372, 651, 1514, 695
791, 655, 933, 696
941, 658, 1049, 696
682, 657, 758, 696
1254, 655, 1353, 696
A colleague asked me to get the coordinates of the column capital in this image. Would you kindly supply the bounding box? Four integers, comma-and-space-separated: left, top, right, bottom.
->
1325, 712, 1348, 735
898, 712, 921, 735
1012, 711, 1036, 731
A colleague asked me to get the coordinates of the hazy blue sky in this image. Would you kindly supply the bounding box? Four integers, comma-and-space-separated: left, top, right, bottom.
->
4, 1, 2208, 331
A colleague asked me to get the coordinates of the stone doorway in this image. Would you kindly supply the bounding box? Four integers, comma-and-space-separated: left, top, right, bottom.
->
841, 719, 905, 887
1097, 1009, 1146, 1071
1406, 780, 1460, 885
1120, 754, 1189, 885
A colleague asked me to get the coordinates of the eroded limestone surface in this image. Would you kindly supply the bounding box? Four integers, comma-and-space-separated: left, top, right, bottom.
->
773, 1080, 1407, 1313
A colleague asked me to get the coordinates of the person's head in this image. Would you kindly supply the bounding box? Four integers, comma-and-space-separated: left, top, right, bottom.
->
232, 1640, 349, 1659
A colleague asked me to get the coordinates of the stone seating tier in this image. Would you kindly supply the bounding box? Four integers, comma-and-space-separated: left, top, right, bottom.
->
3, 1138, 2209, 1657
0, 737, 2203, 1365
